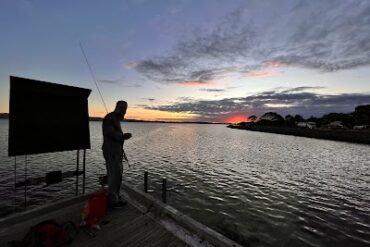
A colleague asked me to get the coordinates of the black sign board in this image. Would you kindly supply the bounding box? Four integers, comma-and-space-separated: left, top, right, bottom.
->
8, 76, 91, 156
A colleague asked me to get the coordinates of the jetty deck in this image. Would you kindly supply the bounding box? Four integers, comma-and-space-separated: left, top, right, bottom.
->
0, 183, 241, 247
0, 200, 186, 247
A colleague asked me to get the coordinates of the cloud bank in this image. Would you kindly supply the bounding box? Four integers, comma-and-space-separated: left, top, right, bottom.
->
134, 0, 370, 84
144, 87, 370, 122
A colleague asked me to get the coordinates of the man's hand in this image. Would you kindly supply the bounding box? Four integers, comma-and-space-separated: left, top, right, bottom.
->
123, 133, 132, 140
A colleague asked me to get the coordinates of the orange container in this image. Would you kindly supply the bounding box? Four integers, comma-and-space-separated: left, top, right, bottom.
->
82, 190, 107, 225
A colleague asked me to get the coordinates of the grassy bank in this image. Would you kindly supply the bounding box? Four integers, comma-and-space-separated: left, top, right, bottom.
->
228, 125, 370, 145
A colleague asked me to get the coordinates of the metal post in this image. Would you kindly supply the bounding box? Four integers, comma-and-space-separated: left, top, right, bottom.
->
76, 150, 80, 195
24, 155, 27, 209
144, 171, 148, 193
14, 156, 17, 212
162, 178, 167, 203
82, 149, 86, 194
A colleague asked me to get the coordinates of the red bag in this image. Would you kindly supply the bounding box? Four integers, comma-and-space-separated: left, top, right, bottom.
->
9, 220, 76, 247
82, 191, 107, 226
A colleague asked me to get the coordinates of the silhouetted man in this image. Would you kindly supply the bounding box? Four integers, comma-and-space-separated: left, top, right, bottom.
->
102, 101, 132, 207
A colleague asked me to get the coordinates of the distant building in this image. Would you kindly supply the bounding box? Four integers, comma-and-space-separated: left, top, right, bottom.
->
297, 122, 317, 129
327, 121, 345, 129
353, 125, 370, 130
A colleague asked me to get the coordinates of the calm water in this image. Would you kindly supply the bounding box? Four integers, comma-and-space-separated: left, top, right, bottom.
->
0, 119, 369, 246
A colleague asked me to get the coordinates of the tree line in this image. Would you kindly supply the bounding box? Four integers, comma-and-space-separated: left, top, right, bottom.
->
245, 104, 370, 128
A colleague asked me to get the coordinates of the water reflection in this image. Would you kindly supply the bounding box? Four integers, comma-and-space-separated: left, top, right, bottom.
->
0, 120, 369, 246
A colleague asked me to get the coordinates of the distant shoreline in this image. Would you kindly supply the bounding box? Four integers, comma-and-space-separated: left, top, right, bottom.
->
228, 125, 370, 145
0, 113, 226, 125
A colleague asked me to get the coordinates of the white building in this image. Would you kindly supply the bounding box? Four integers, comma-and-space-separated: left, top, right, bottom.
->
353, 125, 370, 130
297, 122, 317, 129
328, 121, 345, 129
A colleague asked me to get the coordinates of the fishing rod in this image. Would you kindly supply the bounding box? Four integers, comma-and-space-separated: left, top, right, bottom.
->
79, 42, 108, 114
79, 42, 131, 168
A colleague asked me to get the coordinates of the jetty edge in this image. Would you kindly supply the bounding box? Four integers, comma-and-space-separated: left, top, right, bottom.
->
0, 182, 242, 247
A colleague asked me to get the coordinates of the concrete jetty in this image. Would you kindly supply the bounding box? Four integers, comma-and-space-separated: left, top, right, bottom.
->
0, 183, 242, 247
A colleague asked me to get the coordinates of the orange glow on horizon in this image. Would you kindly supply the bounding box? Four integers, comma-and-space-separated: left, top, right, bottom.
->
225, 114, 248, 124
89, 107, 196, 122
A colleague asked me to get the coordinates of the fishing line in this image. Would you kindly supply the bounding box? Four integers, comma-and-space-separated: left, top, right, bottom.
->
79, 42, 131, 168
79, 42, 108, 114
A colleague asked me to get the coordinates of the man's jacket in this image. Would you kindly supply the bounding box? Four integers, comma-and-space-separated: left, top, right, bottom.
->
102, 112, 124, 157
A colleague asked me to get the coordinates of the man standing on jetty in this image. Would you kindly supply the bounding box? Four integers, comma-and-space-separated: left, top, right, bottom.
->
102, 101, 132, 208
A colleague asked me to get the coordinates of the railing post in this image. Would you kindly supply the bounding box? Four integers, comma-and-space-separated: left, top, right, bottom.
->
82, 149, 86, 194
144, 171, 148, 193
76, 150, 79, 195
24, 155, 27, 209
162, 178, 167, 203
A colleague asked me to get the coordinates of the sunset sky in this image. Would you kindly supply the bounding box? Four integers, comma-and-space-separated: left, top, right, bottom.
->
1, 0, 370, 123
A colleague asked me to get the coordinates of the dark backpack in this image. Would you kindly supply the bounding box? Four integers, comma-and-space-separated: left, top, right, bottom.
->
9, 219, 77, 247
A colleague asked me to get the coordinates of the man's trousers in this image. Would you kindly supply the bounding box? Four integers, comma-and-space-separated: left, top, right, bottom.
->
103, 150, 123, 203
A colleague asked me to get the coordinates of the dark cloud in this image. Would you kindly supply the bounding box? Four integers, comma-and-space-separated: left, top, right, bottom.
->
135, 0, 370, 84
199, 88, 226, 92
281, 86, 326, 93
133, 104, 148, 108
98, 79, 120, 84
141, 98, 156, 102
176, 97, 195, 102
144, 87, 370, 121
128, 83, 143, 88
98, 79, 142, 88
